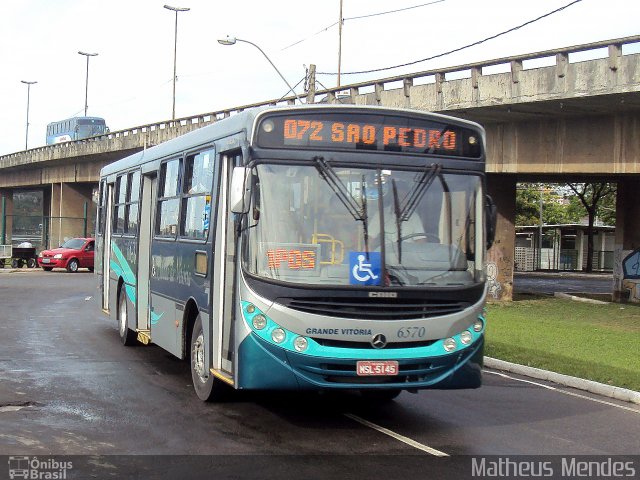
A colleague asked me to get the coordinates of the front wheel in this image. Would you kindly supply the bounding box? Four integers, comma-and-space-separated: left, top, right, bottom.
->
27, 258, 37, 268
117, 288, 137, 346
66, 258, 79, 273
191, 314, 227, 402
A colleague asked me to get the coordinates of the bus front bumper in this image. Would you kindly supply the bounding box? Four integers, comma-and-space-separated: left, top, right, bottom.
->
237, 333, 483, 391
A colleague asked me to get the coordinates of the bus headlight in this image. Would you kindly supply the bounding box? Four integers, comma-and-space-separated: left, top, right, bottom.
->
443, 337, 457, 352
293, 336, 308, 352
460, 330, 472, 345
473, 318, 484, 332
271, 328, 286, 344
252, 314, 267, 330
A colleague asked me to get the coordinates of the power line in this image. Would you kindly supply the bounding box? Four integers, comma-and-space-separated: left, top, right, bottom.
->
318, 0, 584, 76
347, 0, 445, 21
281, 0, 446, 51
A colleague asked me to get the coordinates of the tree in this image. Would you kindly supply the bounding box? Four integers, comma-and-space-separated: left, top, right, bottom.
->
566, 182, 617, 272
516, 184, 573, 226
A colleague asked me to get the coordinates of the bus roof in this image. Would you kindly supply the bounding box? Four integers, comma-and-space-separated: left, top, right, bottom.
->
100, 105, 484, 177
47, 116, 106, 127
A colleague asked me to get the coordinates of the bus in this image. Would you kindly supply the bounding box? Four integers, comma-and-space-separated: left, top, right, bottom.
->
96, 105, 496, 402
46, 116, 108, 144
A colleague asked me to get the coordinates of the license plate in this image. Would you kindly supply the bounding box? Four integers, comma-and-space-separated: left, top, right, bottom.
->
356, 360, 399, 376
42, 258, 50, 264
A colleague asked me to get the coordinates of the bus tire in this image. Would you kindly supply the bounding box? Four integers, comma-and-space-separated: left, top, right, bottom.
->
27, 258, 36, 268
117, 287, 137, 346
361, 389, 402, 402
190, 314, 225, 402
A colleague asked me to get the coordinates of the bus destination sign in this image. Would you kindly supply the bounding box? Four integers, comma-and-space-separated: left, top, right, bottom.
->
256, 112, 482, 158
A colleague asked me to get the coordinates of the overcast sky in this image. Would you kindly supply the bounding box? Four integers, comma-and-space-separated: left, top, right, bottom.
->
1, 0, 638, 155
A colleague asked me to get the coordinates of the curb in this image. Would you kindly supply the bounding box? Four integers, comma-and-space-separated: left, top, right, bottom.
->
553, 292, 609, 304
484, 357, 640, 405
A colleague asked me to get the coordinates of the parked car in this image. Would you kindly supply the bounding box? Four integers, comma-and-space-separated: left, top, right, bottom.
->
38, 237, 95, 272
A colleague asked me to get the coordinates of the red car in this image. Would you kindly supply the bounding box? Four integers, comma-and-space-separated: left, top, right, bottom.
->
38, 237, 95, 272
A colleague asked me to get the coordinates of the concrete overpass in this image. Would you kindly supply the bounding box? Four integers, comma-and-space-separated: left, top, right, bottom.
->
1, 35, 639, 301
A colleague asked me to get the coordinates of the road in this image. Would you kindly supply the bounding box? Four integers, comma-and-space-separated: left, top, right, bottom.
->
513, 271, 613, 296
0, 271, 638, 479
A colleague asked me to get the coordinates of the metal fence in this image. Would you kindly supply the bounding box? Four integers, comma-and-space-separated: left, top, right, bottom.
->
514, 247, 613, 272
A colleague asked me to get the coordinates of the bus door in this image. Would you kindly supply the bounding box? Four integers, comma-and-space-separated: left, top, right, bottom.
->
211, 150, 243, 377
101, 182, 113, 311
136, 173, 156, 333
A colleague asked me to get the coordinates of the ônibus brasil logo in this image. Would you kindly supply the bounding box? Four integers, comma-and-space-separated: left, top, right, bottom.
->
8, 456, 73, 480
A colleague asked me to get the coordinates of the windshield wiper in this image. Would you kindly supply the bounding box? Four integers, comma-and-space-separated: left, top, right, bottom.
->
391, 179, 402, 263
399, 163, 441, 221
314, 156, 372, 254
313, 157, 365, 222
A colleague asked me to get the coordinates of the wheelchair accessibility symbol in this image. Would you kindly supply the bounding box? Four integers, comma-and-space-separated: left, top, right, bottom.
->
349, 252, 381, 286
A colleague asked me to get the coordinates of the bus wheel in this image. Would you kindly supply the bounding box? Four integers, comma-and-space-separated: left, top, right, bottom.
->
117, 288, 137, 346
361, 389, 402, 402
191, 314, 225, 402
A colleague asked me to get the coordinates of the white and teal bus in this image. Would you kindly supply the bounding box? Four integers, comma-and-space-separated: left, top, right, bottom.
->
96, 105, 495, 401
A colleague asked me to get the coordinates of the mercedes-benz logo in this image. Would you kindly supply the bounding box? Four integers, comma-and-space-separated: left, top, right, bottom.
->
371, 333, 387, 349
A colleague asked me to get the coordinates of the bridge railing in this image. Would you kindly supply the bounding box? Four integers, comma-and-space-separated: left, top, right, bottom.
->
2, 35, 639, 164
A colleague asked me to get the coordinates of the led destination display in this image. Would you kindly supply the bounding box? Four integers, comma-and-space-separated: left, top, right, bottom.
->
256, 112, 482, 158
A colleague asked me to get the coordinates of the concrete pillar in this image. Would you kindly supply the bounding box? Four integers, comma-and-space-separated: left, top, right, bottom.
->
47, 183, 94, 249
613, 178, 640, 302
576, 230, 584, 271
486, 174, 516, 301
0, 189, 13, 245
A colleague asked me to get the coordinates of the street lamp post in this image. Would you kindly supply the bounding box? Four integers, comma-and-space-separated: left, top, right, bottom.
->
164, 4, 190, 120
78, 51, 98, 116
217, 36, 300, 103
21, 80, 37, 150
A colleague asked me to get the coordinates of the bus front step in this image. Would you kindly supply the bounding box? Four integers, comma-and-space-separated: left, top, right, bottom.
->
137, 330, 151, 345
210, 368, 234, 386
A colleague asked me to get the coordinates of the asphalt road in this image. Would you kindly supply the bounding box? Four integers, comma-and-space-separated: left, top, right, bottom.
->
513, 271, 613, 295
0, 271, 638, 479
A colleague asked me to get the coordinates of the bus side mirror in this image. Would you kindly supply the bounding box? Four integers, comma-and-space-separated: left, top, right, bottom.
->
485, 195, 497, 250
230, 167, 251, 214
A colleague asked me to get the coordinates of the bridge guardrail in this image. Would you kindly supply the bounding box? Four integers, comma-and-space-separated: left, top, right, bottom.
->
1, 35, 639, 165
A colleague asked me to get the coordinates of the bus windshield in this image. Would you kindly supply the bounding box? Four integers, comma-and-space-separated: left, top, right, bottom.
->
242, 162, 483, 288
76, 119, 106, 138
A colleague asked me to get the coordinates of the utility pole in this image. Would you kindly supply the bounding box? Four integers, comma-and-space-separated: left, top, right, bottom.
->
78, 51, 98, 116
337, 0, 343, 87
306, 64, 316, 104
164, 4, 190, 120
21, 80, 37, 150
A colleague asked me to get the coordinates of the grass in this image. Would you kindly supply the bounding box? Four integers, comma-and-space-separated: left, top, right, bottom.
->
485, 294, 640, 392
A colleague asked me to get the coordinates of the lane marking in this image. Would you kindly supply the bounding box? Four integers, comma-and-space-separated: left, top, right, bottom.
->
486, 370, 640, 414
344, 413, 449, 456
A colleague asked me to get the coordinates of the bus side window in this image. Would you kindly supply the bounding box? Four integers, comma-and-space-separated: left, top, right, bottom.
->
113, 174, 127, 233
180, 149, 214, 240
157, 158, 181, 237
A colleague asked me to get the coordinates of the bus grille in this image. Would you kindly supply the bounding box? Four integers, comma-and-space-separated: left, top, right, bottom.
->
298, 360, 447, 385
276, 297, 469, 320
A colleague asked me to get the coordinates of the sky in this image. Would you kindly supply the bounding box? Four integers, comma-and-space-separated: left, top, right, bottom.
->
0, 0, 638, 156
